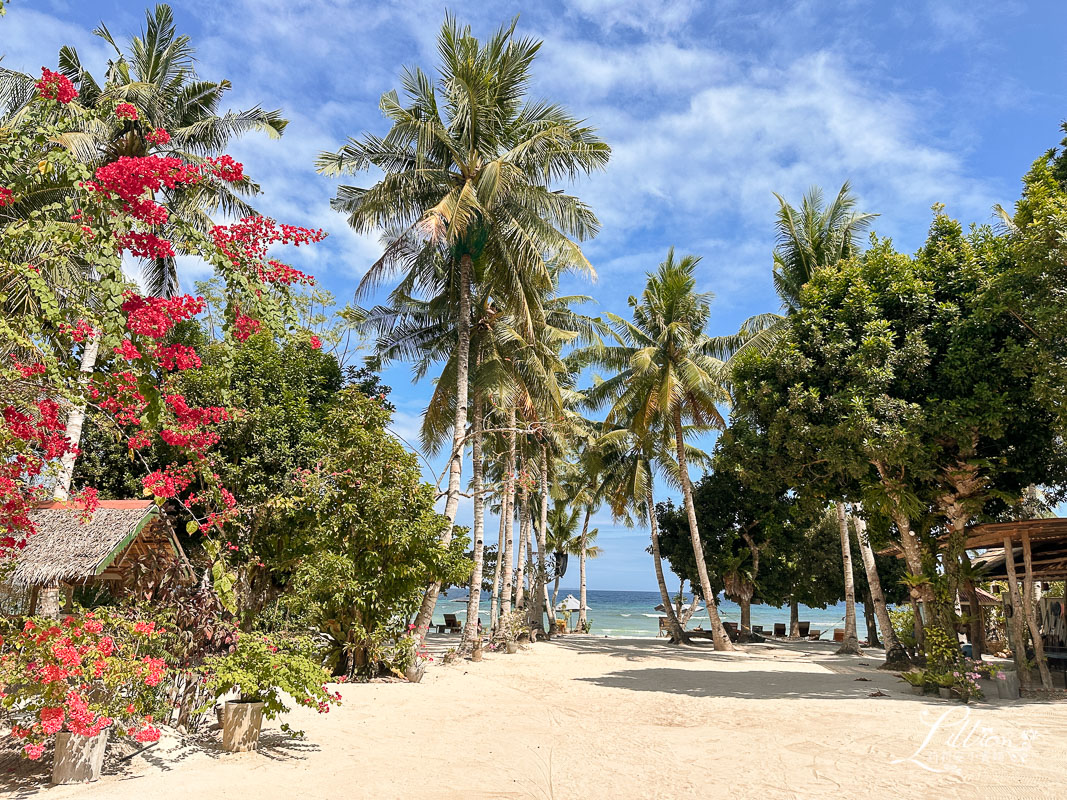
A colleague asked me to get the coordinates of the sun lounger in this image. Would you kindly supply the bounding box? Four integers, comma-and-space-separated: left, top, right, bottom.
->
808, 629, 822, 640
751, 624, 764, 635
442, 613, 463, 633
723, 621, 738, 641
798, 621, 810, 637
774, 623, 786, 637
833, 628, 845, 643
658, 617, 669, 637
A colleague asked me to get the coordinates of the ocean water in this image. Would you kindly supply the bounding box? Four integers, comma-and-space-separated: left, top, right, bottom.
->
438, 588, 870, 640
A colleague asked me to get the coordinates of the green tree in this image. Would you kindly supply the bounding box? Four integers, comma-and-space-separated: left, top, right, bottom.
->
281, 392, 469, 676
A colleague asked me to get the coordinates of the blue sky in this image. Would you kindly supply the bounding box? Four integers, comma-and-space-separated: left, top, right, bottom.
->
4, 0, 1065, 590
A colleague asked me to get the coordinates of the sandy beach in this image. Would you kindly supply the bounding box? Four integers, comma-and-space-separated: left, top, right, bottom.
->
4, 636, 1064, 800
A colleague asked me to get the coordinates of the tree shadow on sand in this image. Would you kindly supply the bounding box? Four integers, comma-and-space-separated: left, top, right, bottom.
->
573, 666, 935, 702
0, 727, 319, 798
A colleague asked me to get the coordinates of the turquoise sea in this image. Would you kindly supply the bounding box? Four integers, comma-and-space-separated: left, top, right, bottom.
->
438, 588, 870, 640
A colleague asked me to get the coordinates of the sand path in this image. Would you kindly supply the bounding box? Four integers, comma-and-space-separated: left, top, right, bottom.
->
5, 636, 1064, 799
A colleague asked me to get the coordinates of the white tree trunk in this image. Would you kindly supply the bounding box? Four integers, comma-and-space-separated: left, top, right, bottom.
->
577, 507, 590, 630
672, 409, 732, 650
532, 446, 549, 637
852, 506, 908, 668
499, 407, 516, 621
835, 502, 862, 655
53, 332, 101, 501
413, 253, 471, 643
461, 393, 485, 652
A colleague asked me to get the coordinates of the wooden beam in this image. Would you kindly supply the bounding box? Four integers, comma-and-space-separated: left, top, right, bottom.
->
1021, 530, 1053, 689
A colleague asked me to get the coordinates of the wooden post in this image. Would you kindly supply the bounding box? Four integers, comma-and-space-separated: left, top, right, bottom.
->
1021, 531, 1053, 689
1002, 537, 1032, 687
28, 585, 39, 616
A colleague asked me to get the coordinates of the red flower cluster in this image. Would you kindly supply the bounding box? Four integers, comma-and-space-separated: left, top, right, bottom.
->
118, 231, 176, 260
59, 319, 95, 343
84, 156, 204, 226
1, 400, 71, 549
0, 186, 13, 206
115, 103, 139, 121
232, 311, 261, 342
207, 155, 244, 182
309, 335, 323, 350
210, 216, 325, 286
145, 127, 171, 145
156, 343, 201, 371
142, 463, 196, 498
12, 358, 46, 378
35, 67, 77, 104
122, 293, 205, 339
114, 339, 142, 362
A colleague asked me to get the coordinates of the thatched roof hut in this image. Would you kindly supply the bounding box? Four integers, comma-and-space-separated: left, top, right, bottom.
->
10, 500, 187, 588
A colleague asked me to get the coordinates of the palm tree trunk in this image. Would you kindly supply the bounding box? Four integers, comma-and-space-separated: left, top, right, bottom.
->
647, 485, 687, 643
835, 502, 862, 655
515, 479, 528, 611
499, 407, 516, 620
671, 408, 732, 651
577, 507, 590, 631
532, 445, 550, 638
414, 252, 472, 643
53, 332, 101, 501
489, 498, 506, 631
461, 392, 485, 653
852, 508, 908, 668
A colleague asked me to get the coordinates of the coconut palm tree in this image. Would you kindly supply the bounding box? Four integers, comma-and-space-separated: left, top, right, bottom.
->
731, 182, 877, 356
580, 251, 736, 649
1, 4, 288, 297
318, 14, 608, 642
546, 501, 601, 615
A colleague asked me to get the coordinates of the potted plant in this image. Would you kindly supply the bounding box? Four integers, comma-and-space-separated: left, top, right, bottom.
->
0, 613, 167, 784
934, 672, 955, 699
899, 671, 925, 695
202, 633, 339, 752
497, 610, 525, 654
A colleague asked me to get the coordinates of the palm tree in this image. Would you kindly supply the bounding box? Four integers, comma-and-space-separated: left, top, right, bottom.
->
582, 250, 735, 650
731, 182, 877, 356
1, 4, 288, 296
318, 14, 608, 642
546, 501, 601, 615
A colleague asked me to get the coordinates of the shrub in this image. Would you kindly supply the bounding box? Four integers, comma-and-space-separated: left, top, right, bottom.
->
0, 611, 167, 759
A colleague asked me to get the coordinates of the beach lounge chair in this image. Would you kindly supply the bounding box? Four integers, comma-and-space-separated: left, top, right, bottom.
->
751, 624, 764, 635
798, 621, 810, 637
724, 621, 738, 639
774, 623, 786, 637
442, 613, 463, 633
833, 628, 845, 643
808, 629, 822, 640
658, 617, 669, 637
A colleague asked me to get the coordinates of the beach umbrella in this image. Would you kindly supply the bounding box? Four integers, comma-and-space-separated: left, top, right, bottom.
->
556, 594, 582, 612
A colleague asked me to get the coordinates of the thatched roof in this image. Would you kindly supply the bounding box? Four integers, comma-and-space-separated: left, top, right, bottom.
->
10, 500, 178, 587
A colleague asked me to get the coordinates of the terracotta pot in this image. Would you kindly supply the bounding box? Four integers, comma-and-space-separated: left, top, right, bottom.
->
221, 700, 265, 752
471, 648, 483, 662
52, 730, 108, 784
506, 641, 518, 654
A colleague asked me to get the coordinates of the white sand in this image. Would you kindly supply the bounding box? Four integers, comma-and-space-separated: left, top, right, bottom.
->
8, 636, 1066, 799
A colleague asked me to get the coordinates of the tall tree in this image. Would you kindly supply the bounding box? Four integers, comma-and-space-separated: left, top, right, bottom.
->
319, 15, 608, 642
582, 250, 735, 650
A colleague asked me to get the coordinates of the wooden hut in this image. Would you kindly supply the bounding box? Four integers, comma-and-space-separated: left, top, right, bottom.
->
9, 500, 187, 615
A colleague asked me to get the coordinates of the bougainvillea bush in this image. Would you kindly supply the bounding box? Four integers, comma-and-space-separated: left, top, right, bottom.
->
0, 612, 172, 759
1, 70, 322, 570
0, 69, 327, 754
